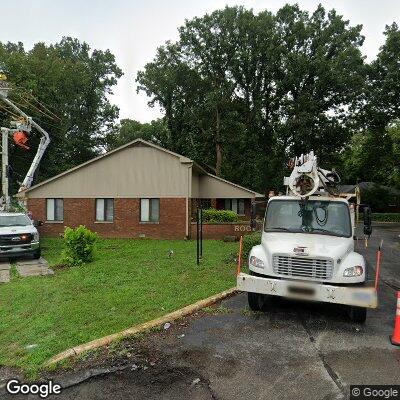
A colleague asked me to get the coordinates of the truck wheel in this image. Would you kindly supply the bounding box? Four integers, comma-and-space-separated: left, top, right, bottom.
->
348, 306, 367, 323
248, 292, 269, 312
33, 249, 41, 260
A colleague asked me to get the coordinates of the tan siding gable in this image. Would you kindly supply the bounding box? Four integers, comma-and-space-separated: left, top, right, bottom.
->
28, 145, 189, 198
198, 175, 256, 198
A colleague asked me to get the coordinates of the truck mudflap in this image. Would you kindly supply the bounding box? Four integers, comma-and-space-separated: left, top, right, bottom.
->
237, 273, 378, 309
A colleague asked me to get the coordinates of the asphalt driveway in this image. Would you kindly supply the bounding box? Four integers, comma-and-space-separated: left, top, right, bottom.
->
3, 223, 400, 400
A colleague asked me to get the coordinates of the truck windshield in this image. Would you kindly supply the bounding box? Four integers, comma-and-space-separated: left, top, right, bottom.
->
264, 200, 351, 238
0, 215, 32, 227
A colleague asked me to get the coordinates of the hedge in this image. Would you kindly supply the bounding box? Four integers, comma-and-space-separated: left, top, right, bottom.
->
370, 213, 400, 222
200, 208, 240, 223
242, 232, 262, 261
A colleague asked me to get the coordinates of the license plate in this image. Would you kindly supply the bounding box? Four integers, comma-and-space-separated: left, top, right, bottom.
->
288, 285, 316, 297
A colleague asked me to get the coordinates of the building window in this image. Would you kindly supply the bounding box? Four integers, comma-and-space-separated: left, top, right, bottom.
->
46, 199, 64, 221
200, 199, 211, 209
225, 199, 245, 215
96, 199, 114, 222
141, 198, 160, 222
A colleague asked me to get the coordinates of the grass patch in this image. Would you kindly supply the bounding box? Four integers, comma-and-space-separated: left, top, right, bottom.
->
0, 238, 238, 377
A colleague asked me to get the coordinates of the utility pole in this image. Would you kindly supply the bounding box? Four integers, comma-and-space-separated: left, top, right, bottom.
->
1, 127, 10, 210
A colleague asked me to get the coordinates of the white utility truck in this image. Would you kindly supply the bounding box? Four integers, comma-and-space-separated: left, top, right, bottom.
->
0, 212, 41, 259
237, 152, 377, 323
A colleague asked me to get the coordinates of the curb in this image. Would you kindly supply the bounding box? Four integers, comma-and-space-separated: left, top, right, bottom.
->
46, 287, 237, 367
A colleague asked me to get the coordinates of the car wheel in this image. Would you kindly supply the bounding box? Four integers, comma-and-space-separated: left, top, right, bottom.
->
348, 306, 367, 323
33, 249, 41, 260
248, 291, 270, 312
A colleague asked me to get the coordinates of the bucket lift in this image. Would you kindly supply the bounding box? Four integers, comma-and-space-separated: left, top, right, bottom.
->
0, 75, 51, 209
284, 151, 341, 198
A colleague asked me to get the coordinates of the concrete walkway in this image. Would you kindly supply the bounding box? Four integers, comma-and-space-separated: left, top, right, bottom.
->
0, 262, 10, 283
16, 258, 53, 277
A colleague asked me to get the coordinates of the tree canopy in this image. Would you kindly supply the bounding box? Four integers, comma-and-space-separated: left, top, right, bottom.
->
137, 4, 367, 191
0, 37, 122, 192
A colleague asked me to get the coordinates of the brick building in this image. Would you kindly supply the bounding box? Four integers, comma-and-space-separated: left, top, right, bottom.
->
20, 139, 262, 239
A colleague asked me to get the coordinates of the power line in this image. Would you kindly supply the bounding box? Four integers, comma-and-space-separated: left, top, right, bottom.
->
12, 96, 57, 121
12, 86, 61, 121
0, 104, 19, 119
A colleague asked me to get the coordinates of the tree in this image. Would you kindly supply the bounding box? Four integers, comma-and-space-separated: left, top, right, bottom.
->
343, 23, 400, 189
103, 118, 169, 151
363, 23, 400, 131
341, 120, 400, 189
137, 5, 366, 192
0, 37, 122, 192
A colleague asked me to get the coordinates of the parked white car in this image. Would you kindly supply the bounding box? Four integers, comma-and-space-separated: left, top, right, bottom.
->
0, 212, 42, 259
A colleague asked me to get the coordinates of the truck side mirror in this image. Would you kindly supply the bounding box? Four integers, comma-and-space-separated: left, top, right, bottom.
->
363, 206, 372, 236
250, 203, 257, 230
33, 220, 43, 227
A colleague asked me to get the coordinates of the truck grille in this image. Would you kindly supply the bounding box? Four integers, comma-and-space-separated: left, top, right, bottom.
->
0, 233, 33, 246
273, 255, 333, 280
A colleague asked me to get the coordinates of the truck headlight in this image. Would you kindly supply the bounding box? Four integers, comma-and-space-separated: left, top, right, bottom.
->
33, 232, 40, 242
343, 266, 363, 277
249, 256, 265, 269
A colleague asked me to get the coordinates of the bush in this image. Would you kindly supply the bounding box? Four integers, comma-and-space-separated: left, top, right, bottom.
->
201, 208, 240, 223
61, 225, 99, 267
371, 213, 400, 222
362, 185, 399, 212
242, 232, 262, 260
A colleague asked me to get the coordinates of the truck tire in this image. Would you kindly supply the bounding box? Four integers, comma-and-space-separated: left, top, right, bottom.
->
248, 292, 269, 312
33, 248, 41, 260
348, 306, 367, 323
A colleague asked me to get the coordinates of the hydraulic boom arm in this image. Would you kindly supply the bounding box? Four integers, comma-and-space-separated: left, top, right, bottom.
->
0, 92, 51, 191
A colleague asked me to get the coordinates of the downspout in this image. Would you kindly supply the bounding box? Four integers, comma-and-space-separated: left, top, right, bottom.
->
186, 164, 192, 238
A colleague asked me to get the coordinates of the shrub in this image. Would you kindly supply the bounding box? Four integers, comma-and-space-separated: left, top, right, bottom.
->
362, 185, 399, 212
242, 232, 262, 260
61, 225, 99, 267
371, 213, 400, 222
201, 208, 240, 223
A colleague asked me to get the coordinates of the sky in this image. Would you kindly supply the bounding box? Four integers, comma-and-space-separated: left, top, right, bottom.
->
1, 0, 399, 122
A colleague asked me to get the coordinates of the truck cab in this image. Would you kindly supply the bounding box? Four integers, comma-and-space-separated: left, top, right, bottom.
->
0, 212, 41, 259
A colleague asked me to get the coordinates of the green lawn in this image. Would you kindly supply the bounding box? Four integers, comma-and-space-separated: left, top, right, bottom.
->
0, 238, 238, 376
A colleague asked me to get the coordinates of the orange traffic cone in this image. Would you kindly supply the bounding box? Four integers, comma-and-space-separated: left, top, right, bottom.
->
390, 292, 400, 346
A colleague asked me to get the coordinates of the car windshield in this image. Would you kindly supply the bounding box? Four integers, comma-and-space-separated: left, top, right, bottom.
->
264, 200, 351, 238
0, 215, 32, 227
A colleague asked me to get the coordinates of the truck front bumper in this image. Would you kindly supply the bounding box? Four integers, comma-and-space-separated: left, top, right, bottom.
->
0, 241, 40, 258
237, 273, 378, 309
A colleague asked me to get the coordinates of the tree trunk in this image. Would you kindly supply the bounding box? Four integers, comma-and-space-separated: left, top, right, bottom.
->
215, 108, 222, 176
215, 142, 222, 176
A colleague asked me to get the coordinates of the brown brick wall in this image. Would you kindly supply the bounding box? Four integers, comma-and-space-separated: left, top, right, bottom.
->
27, 198, 188, 239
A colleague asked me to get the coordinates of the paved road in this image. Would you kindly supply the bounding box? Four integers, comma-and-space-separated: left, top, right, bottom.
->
4, 223, 400, 400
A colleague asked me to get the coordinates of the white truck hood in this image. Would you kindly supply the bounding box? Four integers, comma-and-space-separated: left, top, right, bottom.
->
262, 232, 352, 260
0, 225, 37, 235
